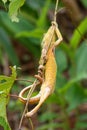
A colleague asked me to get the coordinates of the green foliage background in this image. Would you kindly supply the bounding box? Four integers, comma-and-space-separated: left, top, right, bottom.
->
0, 0, 87, 130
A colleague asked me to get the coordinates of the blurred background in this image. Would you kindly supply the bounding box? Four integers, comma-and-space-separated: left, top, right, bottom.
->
0, 0, 87, 130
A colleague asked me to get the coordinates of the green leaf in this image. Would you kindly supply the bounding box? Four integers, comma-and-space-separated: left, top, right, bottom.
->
36, 122, 64, 130
56, 49, 68, 72
79, 114, 87, 121
0, 117, 11, 130
8, 0, 25, 22
39, 111, 57, 122
66, 85, 85, 111
75, 121, 87, 129
19, 38, 40, 58
0, 11, 34, 34
56, 73, 67, 89
26, 0, 44, 11
70, 17, 87, 49
80, 0, 87, 8
0, 11, 40, 58
75, 42, 87, 75
16, 28, 45, 39
1, 0, 7, 4
59, 42, 87, 94
0, 66, 17, 130
0, 28, 19, 66
59, 73, 87, 94
36, 0, 51, 28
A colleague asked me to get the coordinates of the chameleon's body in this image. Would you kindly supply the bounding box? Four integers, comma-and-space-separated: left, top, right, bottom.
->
25, 47, 57, 117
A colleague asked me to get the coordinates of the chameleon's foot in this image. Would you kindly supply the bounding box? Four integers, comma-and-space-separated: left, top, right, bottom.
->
35, 74, 43, 83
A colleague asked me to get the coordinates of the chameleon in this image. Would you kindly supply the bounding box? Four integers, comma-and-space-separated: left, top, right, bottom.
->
18, 22, 63, 118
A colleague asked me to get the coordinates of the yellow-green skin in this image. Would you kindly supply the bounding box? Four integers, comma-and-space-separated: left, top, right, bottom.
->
41, 48, 57, 95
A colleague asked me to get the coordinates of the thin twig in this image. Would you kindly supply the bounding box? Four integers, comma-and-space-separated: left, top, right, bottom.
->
16, 78, 33, 83
54, 0, 59, 22
28, 118, 34, 130
46, 0, 60, 54
18, 79, 39, 130
8, 94, 19, 98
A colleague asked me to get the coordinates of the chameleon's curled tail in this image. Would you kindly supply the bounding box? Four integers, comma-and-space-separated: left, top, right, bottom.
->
19, 84, 40, 104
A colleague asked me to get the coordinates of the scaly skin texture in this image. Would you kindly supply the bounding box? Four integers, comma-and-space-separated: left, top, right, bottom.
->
25, 47, 57, 117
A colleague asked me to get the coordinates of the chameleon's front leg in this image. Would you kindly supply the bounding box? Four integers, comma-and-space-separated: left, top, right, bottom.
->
55, 26, 63, 46
52, 21, 63, 47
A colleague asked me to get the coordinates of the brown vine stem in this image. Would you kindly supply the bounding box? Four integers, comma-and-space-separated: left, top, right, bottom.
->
18, 79, 39, 130
15, 78, 33, 83
8, 94, 19, 98
54, 0, 59, 22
